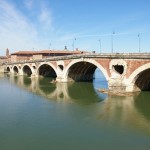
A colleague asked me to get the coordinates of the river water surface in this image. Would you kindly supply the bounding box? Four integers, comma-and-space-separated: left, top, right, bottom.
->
0, 70, 150, 150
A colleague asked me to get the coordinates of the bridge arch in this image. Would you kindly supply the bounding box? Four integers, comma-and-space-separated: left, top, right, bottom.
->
13, 66, 19, 74
21, 65, 33, 76
64, 59, 109, 82
128, 63, 150, 91
37, 62, 57, 78
6, 66, 10, 72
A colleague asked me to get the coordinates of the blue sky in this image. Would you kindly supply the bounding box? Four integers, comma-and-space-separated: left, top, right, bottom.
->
0, 0, 150, 55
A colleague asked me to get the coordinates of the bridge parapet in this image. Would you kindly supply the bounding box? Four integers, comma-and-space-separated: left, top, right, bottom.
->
5, 53, 150, 66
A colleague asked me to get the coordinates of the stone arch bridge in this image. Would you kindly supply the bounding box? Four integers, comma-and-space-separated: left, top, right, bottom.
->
4, 53, 150, 92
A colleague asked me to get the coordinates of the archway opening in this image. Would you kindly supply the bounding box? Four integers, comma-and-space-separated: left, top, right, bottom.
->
38, 64, 57, 78
67, 61, 108, 99
68, 62, 97, 82
7, 67, 10, 72
135, 68, 150, 91
23, 65, 32, 77
113, 65, 124, 74
13, 66, 19, 74
58, 65, 64, 71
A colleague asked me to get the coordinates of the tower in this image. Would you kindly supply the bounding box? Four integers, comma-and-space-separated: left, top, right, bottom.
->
6, 48, 9, 57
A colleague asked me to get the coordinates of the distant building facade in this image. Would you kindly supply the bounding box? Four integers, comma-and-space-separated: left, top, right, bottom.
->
0, 48, 89, 63
0, 56, 8, 64
0, 48, 10, 64
10, 49, 88, 62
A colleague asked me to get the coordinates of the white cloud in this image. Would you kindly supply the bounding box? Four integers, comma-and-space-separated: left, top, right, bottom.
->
0, 1, 47, 55
0, 0, 85, 55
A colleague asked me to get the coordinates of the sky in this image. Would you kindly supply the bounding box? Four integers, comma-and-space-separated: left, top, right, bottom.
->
0, 0, 150, 55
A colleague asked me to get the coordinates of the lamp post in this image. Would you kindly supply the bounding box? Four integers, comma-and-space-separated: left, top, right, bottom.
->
72, 38, 76, 51
138, 34, 141, 53
111, 31, 115, 53
98, 39, 101, 53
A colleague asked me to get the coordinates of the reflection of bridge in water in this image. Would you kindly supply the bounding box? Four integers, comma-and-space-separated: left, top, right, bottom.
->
9, 76, 103, 104
7, 75, 150, 135
99, 94, 150, 135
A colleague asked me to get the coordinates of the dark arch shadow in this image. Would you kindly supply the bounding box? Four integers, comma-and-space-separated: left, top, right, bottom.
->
135, 68, 150, 91
38, 64, 57, 78
23, 65, 32, 77
68, 61, 98, 82
6, 67, 10, 72
13, 66, 19, 74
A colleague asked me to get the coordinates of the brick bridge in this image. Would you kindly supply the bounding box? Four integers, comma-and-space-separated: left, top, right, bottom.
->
4, 53, 150, 92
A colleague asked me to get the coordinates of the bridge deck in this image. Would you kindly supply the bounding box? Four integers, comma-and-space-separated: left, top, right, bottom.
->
5, 53, 150, 65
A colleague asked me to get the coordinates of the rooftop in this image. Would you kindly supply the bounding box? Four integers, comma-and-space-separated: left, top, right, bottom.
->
11, 49, 88, 55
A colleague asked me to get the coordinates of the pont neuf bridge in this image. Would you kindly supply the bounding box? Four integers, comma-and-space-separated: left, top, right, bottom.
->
3, 53, 150, 92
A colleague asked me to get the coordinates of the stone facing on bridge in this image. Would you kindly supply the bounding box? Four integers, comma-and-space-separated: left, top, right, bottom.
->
3, 53, 150, 92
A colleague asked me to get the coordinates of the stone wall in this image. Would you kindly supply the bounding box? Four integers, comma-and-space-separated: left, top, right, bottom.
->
33, 54, 43, 60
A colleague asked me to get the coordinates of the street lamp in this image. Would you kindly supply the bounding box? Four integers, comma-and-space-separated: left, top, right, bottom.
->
138, 34, 141, 53
98, 39, 101, 53
72, 38, 76, 51
111, 31, 115, 53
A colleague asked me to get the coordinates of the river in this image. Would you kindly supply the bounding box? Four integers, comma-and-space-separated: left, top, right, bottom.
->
0, 69, 150, 150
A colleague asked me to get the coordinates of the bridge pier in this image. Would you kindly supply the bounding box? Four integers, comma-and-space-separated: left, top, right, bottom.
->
108, 78, 140, 93
108, 58, 141, 93
30, 71, 39, 78
56, 74, 70, 82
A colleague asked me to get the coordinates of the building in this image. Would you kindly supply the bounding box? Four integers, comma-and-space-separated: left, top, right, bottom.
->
0, 56, 8, 64
0, 48, 10, 64
10, 49, 88, 62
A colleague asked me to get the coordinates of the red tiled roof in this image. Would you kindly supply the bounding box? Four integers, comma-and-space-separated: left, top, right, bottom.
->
11, 51, 39, 55
39, 50, 86, 54
11, 50, 89, 55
